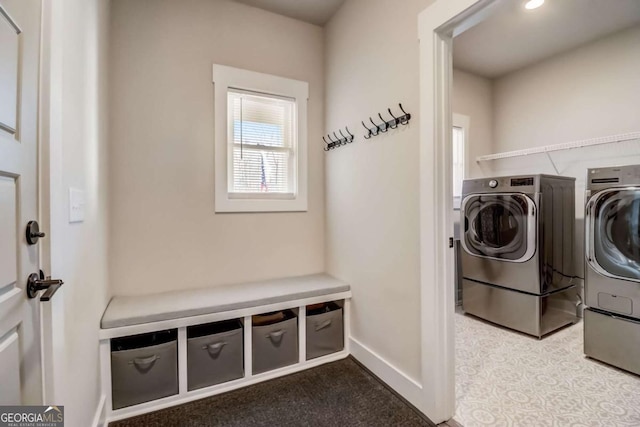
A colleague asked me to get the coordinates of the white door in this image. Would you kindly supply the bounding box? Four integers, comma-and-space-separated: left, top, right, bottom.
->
0, 0, 44, 405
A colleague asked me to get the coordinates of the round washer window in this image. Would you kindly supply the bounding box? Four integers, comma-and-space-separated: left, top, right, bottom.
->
593, 189, 640, 281
609, 198, 640, 264
474, 204, 520, 248
463, 194, 531, 261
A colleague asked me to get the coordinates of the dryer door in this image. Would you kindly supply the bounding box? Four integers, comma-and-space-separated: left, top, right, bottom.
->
587, 188, 640, 282
461, 193, 536, 262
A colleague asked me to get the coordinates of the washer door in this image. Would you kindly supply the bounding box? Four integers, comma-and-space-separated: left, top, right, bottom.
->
461, 193, 536, 262
587, 188, 640, 282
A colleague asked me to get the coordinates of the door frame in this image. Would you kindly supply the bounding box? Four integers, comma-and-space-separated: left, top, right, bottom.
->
38, 0, 66, 405
417, 0, 500, 422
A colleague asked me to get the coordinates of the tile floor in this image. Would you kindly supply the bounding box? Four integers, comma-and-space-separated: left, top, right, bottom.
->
454, 313, 640, 426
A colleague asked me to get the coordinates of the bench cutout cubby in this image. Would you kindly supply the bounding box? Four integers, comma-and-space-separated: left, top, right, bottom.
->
187, 319, 244, 391
111, 329, 178, 409
306, 301, 344, 360
252, 309, 298, 374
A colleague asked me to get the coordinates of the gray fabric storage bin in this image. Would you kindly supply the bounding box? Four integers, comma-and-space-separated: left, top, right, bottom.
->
111, 330, 178, 409
306, 303, 344, 360
252, 311, 298, 374
187, 320, 244, 391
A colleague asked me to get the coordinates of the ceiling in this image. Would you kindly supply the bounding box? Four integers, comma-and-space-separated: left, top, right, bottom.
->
453, 0, 640, 79
232, 0, 346, 26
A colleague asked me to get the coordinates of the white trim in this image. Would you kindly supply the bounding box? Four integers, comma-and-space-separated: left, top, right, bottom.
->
477, 131, 640, 162
99, 340, 112, 416
418, 0, 494, 423
178, 327, 188, 394
91, 394, 107, 427
452, 113, 470, 179
452, 113, 470, 208
343, 299, 351, 353
243, 316, 252, 377
212, 64, 309, 212
39, 0, 67, 406
349, 337, 423, 411
298, 305, 307, 363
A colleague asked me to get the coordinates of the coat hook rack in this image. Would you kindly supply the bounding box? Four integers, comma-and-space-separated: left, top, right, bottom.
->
323, 127, 355, 151
361, 103, 411, 139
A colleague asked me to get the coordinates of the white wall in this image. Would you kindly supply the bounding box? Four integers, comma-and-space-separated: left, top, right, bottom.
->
108, 0, 325, 296
47, 0, 111, 425
452, 69, 494, 179
490, 25, 640, 278
325, 0, 434, 385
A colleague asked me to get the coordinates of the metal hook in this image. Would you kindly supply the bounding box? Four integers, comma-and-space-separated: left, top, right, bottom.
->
339, 129, 349, 144
362, 121, 373, 139
345, 126, 354, 141
387, 108, 399, 129
369, 117, 380, 135
377, 113, 389, 132
341, 128, 354, 143
333, 131, 344, 146
322, 136, 330, 146
398, 103, 411, 125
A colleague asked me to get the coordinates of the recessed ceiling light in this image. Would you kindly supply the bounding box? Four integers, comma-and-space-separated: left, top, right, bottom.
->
524, 0, 544, 10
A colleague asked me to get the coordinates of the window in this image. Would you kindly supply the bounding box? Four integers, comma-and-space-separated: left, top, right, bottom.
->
452, 113, 470, 209
213, 65, 308, 212
228, 90, 294, 196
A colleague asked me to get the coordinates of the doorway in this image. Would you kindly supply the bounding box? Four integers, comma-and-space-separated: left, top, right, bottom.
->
419, 0, 640, 424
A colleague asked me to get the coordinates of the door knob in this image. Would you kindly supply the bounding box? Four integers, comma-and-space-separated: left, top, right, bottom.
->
26, 220, 46, 245
26, 272, 64, 300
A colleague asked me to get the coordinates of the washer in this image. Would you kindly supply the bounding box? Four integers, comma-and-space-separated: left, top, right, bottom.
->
461, 174, 578, 337
584, 165, 640, 375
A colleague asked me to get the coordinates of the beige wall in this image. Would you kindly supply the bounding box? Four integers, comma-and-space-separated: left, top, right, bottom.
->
325, 0, 434, 382
493, 25, 640, 153
452, 69, 494, 179
49, 0, 111, 424
108, 0, 325, 296
489, 25, 640, 278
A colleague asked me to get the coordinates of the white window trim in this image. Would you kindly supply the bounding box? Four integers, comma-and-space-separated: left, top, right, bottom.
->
452, 113, 470, 210
213, 64, 309, 212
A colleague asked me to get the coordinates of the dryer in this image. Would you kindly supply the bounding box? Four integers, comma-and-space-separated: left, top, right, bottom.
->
461, 174, 578, 337
584, 165, 640, 375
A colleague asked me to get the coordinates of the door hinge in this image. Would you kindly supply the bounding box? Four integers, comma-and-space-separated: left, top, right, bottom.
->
449, 237, 454, 248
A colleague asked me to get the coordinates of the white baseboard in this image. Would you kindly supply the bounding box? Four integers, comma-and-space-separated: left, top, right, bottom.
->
91, 394, 107, 427
349, 337, 425, 412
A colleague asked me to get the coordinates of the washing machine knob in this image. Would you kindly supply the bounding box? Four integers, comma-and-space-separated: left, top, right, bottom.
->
489, 179, 498, 188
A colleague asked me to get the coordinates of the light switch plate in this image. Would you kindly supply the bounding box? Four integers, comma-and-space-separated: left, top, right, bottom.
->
69, 188, 85, 223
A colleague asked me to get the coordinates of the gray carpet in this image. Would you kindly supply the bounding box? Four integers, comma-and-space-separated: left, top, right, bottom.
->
110, 357, 432, 427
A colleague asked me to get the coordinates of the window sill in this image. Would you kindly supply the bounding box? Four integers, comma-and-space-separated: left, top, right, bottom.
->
215, 196, 307, 213
228, 192, 296, 200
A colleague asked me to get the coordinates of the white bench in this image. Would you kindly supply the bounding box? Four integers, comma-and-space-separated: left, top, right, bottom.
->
99, 274, 351, 422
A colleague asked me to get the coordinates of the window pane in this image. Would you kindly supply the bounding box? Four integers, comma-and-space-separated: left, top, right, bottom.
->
232, 146, 291, 194
229, 90, 293, 148
228, 90, 295, 194
452, 126, 465, 199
